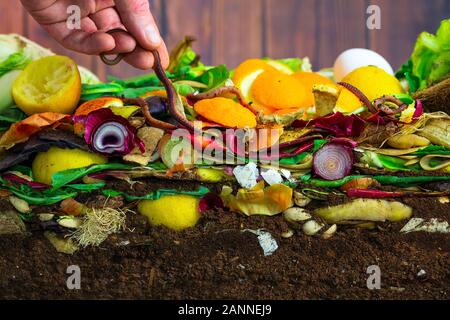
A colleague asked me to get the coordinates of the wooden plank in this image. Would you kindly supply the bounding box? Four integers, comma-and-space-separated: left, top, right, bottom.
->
165, 0, 214, 65
0, 1, 25, 34
368, 0, 450, 69
265, 0, 317, 67
212, 0, 264, 68
316, 0, 368, 69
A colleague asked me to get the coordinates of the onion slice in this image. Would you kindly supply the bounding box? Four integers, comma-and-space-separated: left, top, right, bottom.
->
78, 108, 144, 156
313, 143, 354, 180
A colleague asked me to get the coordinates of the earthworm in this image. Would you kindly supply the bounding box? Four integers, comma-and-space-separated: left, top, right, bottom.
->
373, 95, 408, 115
123, 98, 177, 131
338, 82, 377, 113
100, 29, 195, 132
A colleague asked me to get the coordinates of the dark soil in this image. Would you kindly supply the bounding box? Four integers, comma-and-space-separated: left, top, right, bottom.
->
0, 185, 449, 300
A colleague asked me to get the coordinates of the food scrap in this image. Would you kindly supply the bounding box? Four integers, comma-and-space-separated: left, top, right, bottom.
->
0, 20, 449, 253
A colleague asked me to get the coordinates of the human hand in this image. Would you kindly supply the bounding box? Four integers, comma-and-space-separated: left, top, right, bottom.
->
21, 0, 169, 69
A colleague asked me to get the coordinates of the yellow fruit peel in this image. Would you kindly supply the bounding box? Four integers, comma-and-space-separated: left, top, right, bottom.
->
314, 199, 413, 224
32, 147, 107, 185
13, 56, 81, 115
251, 71, 306, 110
221, 181, 293, 216
138, 195, 201, 231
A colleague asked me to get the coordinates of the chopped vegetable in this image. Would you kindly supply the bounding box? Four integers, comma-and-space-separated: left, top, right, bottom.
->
221, 181, 293, 216
387, 134, 430, 149
77, 108, 144, 156
314, 199, 412, 224
313, 143, 354, 180
416, 118, 450, 148
0, 112, 69, 149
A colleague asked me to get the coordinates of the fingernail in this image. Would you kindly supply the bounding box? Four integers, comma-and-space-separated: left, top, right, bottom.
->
145, 25, 162, 47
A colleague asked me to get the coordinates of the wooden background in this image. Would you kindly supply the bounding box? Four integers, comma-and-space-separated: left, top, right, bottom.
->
1, 0, 449, 81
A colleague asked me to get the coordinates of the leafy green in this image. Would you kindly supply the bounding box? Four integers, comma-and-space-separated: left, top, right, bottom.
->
313, 139, 328, 152
0, 51, 31, 77
167, 36, 200, 74
397, 19, 450, 92
360, 151, 420, 171
305, 174, 450, 188
51, 163, 136, 190
279, 152, 309, 165
0, 105, 26, 130
102, 186, 210, 201
196, 65, 230, 90
66, 182, 106, 191
412, 145, 450, 156
275, 58, 312, 72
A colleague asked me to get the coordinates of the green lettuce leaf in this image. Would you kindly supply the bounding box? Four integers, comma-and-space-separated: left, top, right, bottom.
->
397, 19, 450, 92
196, 64, 230, 90
0, 51, 31, 77
51, 163, 136, 190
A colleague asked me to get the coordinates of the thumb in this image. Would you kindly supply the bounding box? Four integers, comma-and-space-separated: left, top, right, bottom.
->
114, 0, 162, 50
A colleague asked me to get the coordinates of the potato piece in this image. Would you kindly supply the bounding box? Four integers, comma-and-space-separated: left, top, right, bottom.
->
313, 84, 340, 116
314, 199, 412, 224
387, 134, 430, 149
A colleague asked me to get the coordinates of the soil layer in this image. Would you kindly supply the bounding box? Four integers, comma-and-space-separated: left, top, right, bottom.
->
0, 193, 449, 300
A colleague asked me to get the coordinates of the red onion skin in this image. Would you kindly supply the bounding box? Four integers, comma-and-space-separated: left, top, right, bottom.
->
347, 189, 402, 198
313, 143, 354, 181
2, 173, 49, 189
80, 108, 144, 156
413, 100, 423, 121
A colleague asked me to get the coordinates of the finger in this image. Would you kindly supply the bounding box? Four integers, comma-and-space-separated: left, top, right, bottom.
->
62, 31, 116, 54
114, 0, 163, 50
157, 41, 170, 70
123, 46, 155, 70
123, 42, 170, 70
90, 8, 136, 54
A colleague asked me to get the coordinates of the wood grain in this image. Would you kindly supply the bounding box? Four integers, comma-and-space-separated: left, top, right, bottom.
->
212, 0, 264, 68
265, 0, 317, 65
1, 0, 448, 79
165, 0, 214, 65
368, 0, 450, 69
315, 0, 368, 69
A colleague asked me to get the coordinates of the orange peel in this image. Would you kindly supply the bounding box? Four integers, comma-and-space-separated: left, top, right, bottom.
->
194, 97, 257, 128
251, 71, 306, 110
293, 72, 334, 108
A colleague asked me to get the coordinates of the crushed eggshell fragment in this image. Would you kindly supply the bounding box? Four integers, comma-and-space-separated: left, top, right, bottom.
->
400, 218, 450, 234
260, 168, 283, 185
233, 162, 259, 189
244, 229, 279, 256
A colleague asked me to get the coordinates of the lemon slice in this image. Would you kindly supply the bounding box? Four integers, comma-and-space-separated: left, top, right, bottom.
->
13, 55, 81, 115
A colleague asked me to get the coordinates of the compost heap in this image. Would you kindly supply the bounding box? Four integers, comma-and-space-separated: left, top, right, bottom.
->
0, 20, 449, 253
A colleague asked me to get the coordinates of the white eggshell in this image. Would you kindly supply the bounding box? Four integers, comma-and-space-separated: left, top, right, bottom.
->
333, 48, 394, 82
